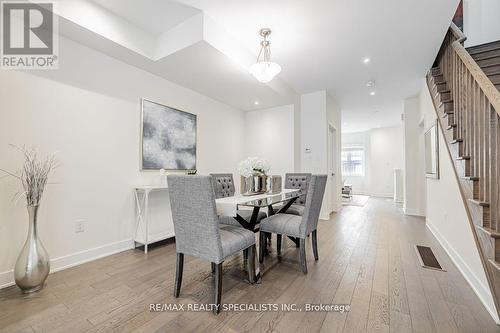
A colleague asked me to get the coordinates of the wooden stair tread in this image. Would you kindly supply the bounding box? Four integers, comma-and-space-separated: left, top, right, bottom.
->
488, 259, 500, 272
450, 139, 463, 144
477, 225, 500, 238
456, 156, 470, 160
472, 53, 500, 62
469, 198, 489, 206
467, 40, 500, 55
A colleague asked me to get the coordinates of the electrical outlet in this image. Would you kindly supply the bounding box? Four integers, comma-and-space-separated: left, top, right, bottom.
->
75, 219, 85, 233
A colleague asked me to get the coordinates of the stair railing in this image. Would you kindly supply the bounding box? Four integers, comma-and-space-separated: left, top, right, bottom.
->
435, 23, 500, 231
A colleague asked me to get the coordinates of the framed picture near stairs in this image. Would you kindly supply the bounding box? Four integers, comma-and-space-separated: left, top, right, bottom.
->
425, 119, 440, 179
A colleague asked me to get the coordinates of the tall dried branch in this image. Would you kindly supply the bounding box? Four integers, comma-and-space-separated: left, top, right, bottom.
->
0, 145, 59, 206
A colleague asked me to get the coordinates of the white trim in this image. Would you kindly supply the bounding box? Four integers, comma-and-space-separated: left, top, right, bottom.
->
426, 220, 500, 324
0, 271, 15, 290
320, 213, 330, 220
404, 207, 425, 217
0, 238, 134, 290
352, 191, 393, 199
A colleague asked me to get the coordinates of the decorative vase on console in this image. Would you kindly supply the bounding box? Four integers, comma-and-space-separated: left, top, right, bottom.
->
1, 145, 58, 293
237, 157, 271, 196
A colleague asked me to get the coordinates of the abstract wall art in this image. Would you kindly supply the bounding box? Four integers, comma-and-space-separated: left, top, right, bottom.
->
140, 99, 197, 170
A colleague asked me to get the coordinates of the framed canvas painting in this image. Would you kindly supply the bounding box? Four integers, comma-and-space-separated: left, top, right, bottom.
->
140, 98, 197, 170
425, 120, 439, 179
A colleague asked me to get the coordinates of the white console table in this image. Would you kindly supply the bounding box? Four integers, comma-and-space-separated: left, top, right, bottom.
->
133, 185, 172, 253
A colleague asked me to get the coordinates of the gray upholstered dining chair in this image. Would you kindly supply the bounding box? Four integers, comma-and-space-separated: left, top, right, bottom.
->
273, 173, 312, 216
259, 175, 327, 274
210, 173, 267, 230
168, 175, 257, 314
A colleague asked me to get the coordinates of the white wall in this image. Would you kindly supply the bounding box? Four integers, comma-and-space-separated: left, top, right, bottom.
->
417, 82, 498, 322
343, 126, 404, 198
0, 35, 245, 287
464, 0, 500, 46
300, 91, 328, 175
327, 95, 342, 213
404, 96, 426, 216
300, 91, 342, 219
244, 105, 295, 177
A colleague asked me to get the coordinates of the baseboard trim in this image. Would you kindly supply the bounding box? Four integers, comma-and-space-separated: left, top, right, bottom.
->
0, 238, 134, 290
352, 191, 393, 199
426, 220, 500, 324
404, 207, 425, 217
320, 214, 330, 220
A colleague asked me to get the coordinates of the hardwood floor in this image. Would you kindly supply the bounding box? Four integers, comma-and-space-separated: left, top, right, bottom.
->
1, 198, 499, 332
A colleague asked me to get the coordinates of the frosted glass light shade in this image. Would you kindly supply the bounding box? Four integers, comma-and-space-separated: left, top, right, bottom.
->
249, 61, 282, 83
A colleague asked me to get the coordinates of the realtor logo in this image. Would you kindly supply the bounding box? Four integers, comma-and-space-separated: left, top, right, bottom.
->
1, 1, 58, 69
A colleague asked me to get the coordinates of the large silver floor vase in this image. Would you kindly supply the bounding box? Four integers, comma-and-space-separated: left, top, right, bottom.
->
14, 205, 50, 293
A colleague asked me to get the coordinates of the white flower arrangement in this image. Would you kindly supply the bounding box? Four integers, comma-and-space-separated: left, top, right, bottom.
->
237, 157, 271, 177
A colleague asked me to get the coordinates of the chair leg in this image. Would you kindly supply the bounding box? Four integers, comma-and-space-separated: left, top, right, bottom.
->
312, 230, 319, 261
174, 253, 184, 297
259, 231, 266, 263
243, 249, 248, 261
211, 262, 216, 274
214, 262, 223, 314
247, 245, 256, 284
299, 239, 307, 274
276, 234, 282, 257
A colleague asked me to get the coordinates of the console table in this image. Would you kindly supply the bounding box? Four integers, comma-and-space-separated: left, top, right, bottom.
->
134, 185, 171, 253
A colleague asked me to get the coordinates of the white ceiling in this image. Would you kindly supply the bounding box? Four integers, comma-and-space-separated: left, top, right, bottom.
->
92, 0, 200, 36
57, 0, 459, 131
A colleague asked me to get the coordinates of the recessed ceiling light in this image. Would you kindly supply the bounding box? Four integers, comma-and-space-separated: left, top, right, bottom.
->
363, 57, 371, 64
254, 101, 259, 105
370, 91, 376, 96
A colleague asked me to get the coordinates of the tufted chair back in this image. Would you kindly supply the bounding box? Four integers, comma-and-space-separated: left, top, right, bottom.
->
284, 173, 312, 206
210, 173, 236, 199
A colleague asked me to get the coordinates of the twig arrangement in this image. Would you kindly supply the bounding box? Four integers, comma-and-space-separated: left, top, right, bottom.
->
0, 145, 59, 206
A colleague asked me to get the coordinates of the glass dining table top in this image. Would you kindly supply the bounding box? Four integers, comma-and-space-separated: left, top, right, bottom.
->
238, 189, 303, 208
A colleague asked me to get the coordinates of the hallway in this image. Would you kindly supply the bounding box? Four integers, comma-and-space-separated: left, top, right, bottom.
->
0, 198, 498, 332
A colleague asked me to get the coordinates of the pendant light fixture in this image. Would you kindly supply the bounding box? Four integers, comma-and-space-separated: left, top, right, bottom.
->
249, 28, 281, 83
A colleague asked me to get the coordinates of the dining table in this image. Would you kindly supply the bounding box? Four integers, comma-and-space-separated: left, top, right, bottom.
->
216, 188, 303, 246
215, 188, 303, 282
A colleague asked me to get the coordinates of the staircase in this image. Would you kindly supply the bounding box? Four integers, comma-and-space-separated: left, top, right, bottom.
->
427, 23, 500, 318
467, 40, 500, 91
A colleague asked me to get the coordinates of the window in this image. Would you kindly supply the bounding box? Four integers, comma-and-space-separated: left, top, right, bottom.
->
342, 144, 365, 176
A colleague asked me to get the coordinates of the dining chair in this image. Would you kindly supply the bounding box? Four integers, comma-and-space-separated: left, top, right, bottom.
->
210, 173, 267, 230
168, 175, 257, 314
258, 174, 327, 274
274, 173, 312, 216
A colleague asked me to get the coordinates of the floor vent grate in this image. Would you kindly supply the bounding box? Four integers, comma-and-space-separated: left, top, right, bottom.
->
415, 245, 445, 271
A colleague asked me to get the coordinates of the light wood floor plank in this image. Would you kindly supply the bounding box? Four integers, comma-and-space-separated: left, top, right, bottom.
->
0, 198, 498, 333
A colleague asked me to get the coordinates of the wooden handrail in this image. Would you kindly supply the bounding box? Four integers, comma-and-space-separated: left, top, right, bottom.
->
448, 23, 500, 114
450, 22, 466, 42
428, 22, 500, 321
